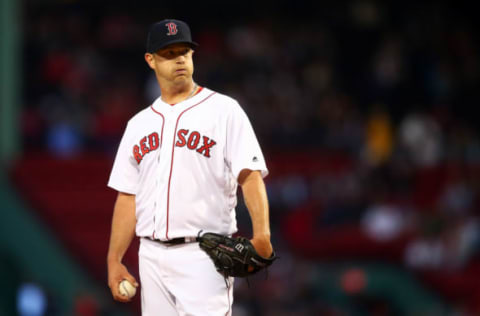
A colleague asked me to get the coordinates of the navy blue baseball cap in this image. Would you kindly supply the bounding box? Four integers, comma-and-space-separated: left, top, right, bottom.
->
146, 19, 198, 53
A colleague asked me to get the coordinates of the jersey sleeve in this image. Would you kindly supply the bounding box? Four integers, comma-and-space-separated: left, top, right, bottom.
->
107, 122, 140, 194
225, 101, 268, 181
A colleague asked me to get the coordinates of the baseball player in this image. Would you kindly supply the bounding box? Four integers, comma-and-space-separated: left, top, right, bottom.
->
106, 19, 273, 316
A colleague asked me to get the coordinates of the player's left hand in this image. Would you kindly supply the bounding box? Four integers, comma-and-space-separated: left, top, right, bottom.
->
199, 232, 277, 277
250, 235, 273, 259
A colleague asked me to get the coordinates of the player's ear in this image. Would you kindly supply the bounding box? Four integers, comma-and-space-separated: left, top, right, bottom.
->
144, 53, 155, 69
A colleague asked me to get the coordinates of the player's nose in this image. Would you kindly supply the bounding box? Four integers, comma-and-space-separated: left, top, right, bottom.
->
175, 54, 186, 63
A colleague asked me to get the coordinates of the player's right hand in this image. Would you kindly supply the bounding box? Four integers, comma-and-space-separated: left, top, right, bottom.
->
107, 261, 139, 302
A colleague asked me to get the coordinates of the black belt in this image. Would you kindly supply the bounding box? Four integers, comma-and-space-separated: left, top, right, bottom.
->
144, 236, 199, 246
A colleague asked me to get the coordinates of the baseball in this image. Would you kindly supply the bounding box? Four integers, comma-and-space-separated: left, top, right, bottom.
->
119, 280, 136, 299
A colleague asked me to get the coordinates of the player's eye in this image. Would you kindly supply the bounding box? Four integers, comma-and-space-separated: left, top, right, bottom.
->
160, 47, 189, 59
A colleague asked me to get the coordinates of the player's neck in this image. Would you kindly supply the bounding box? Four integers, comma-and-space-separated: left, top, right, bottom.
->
160, 81, 198, 105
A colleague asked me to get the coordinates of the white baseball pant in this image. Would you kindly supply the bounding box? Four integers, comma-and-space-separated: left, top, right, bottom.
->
139, 238, 234, 316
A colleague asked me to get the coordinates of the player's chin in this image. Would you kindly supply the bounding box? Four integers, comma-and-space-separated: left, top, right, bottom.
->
172, 73, 191, 82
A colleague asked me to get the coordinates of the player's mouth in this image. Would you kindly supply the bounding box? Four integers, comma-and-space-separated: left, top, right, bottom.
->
175, 68, 187, 74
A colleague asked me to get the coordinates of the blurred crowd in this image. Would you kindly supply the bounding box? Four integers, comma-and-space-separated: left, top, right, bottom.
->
20, 1, 480, 315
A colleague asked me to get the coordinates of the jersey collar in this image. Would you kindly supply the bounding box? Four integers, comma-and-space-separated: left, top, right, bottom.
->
151, 87, 210, 113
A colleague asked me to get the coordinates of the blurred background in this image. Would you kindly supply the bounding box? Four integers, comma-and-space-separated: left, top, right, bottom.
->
1, 0, 480, 315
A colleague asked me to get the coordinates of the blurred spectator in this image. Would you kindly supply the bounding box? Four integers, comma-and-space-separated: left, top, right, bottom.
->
398, 110, 444, 168
363, 104, 394, 166
361, 202, 410, 243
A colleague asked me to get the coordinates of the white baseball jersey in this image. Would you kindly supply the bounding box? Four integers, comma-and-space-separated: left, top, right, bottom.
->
108, 87, 268, 240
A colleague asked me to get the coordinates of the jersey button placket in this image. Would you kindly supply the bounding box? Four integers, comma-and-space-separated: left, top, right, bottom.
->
163, 111, 177, 240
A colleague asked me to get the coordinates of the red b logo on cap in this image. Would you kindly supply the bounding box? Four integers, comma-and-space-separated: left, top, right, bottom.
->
165, 22, 178, 36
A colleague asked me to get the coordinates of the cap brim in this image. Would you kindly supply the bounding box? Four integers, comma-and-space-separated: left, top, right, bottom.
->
147, 40, 198, 53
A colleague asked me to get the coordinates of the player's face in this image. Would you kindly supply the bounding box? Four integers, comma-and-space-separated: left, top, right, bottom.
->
145, 43, 194, 86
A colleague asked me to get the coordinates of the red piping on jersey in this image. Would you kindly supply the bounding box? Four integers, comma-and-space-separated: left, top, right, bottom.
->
149, 105, 165, 239
165, 92, 216, 240
150, 106, 165, 146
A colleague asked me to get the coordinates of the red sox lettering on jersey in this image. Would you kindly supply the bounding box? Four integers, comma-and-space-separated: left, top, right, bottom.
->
175, 129, 216, 158
133, 130, 216, 164
133, 132, 160, 164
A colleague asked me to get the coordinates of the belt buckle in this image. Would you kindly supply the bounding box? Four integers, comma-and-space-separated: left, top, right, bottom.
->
164, 238, 180, 246
185, 236, 196, 243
